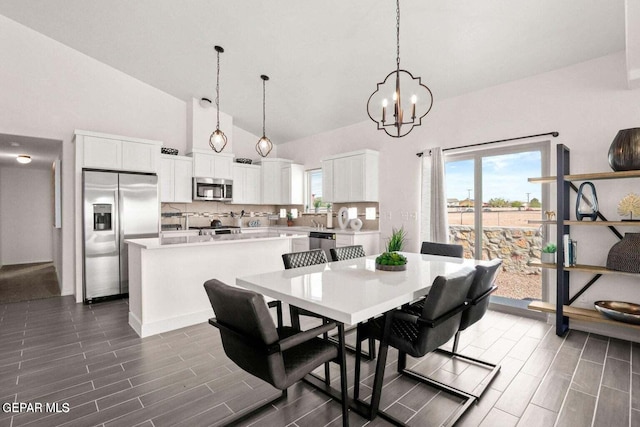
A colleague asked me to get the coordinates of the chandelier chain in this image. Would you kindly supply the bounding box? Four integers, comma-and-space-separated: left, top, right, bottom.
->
396, 0, 400, 70
215, 48, 221, 130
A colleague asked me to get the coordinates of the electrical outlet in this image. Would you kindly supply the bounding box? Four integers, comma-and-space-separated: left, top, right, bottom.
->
410, 212, 417, 221
401, 211, 409, 220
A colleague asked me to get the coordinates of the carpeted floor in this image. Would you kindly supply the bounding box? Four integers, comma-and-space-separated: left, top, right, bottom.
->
0, 262, 60, 303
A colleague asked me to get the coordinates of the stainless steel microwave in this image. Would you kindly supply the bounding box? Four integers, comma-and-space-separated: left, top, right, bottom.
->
193, 177, 233, 201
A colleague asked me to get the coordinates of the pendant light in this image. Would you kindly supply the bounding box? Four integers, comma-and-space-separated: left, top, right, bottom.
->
256, 74, 273, 157
209, 45, 228, 153
366, 0, 433, 138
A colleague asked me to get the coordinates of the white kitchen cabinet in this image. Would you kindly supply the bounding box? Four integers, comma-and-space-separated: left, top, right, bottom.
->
281, 163, 304, 205
322, 150, 379, 203
292, 236, 310, 252
77, 131, 162, 173
190, 149, 234, 179
336, 232, 380, 256
160, 155, 193, 203
257, 158, 289, 204
231, 163, 261, 204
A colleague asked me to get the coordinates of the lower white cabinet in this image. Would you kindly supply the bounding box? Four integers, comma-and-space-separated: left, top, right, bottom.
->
160, 155, 193, 203
231, 163, 261, 204
336, 232, 380, 257
292, 237, 310, 252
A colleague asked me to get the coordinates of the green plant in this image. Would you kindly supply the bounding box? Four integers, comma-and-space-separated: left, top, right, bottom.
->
542, 243, 557, 253
385, 226, 407, 252
286, 211, 293, 221
313, 197, 323, 208
375, 251, 407, 266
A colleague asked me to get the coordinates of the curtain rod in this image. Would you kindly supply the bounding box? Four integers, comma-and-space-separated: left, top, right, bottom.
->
416, 131, 559, 157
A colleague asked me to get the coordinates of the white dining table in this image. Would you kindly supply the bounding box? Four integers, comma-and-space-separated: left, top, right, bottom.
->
236, 252, 489, 424
236, 251, 484, 326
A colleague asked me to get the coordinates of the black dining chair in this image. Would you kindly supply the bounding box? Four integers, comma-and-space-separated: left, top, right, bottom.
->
420, 241, 464, 258
204, 279, 349, 426
354, 267, 477, 423
330, 245, 366, 261
437, 258, 502, 397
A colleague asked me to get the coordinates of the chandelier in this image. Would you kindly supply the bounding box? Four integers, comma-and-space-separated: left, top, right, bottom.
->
209, 45, 228, 153
367, 0, 433, 138
256, 74, 273, 157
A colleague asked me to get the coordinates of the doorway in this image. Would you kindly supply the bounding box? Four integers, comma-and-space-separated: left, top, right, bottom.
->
444, 142, 550, 309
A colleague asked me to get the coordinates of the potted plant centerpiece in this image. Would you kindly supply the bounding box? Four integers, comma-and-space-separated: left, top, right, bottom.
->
286, 211, 294, 226
541, 243, 557, 264
376, 227, 408, 271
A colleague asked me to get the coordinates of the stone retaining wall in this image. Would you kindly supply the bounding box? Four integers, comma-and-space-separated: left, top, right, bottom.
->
449, 225, 543, 274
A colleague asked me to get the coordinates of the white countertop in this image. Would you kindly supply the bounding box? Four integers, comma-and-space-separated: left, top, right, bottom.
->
126, 231, 306, 249
264, 226, 380, 235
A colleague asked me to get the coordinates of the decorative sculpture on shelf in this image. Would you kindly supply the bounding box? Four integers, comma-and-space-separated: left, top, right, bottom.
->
617, 193, 640, 221
575, 182, 599, 221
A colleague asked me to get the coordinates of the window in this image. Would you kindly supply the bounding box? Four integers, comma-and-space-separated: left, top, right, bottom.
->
305, 169, 324, 212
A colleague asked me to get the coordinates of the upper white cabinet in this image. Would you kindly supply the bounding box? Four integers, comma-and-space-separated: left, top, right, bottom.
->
322, 149, 379, 203
281, 163, 304, 205
189, 149, 234, 180
257, 158, 289, 205
75, 130, 162, 173
231, 163, 261, 204
160, 155, 193, 203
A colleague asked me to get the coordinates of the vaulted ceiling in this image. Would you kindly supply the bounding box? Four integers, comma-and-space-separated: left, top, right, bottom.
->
0, 0, 627, 145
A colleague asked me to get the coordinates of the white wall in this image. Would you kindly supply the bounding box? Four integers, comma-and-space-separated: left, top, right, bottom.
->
0, 166, 53, 265
0, 15, 187, 296
278, 51, 640, 341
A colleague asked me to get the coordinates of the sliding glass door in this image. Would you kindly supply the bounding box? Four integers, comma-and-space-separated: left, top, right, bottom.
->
445, 142, 550, 308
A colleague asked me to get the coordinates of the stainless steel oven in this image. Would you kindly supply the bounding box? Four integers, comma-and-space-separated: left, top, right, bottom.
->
193, 177, 233, 201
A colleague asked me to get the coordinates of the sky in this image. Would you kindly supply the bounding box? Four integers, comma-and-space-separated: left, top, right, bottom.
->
445, 151, 542, 203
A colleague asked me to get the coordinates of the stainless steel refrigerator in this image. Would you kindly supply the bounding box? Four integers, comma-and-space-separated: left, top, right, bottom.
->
83, 170, 159, 303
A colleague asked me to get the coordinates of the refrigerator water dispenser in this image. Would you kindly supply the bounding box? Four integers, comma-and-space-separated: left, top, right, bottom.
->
93, 204, 112, 230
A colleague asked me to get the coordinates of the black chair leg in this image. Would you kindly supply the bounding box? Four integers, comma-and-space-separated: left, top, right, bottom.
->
337, 323, 350, 426
267, 300, 283, 329
452, 330, 461, 353
289, 306, 301, 330
397, 351, 407, 373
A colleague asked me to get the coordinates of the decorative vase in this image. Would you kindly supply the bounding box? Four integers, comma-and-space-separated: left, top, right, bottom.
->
337, 207, 349, 230
608, 128, 640, 171
541, 252, 556, 264
350, 218, 363, 231
606, 233, 640, 273
327, 209, 333, 228
575, 182, 598, 221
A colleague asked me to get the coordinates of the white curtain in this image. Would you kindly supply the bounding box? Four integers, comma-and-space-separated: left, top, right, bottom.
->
420, 147, 449, 243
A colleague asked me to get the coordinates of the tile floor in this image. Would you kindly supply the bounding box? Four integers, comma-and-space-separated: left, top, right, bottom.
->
0, 296, 638, 426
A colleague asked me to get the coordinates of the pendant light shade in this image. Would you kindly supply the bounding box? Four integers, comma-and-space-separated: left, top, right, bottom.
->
256, 74, 273, 157
366, 0, 433, 138
209, 45, 228, 153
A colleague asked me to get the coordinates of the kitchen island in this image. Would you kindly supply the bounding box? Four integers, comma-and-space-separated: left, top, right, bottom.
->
125, 231, 307, 337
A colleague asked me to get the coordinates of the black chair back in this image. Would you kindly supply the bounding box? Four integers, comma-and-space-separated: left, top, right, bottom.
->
460, 259, 502, 331
390, 267, 475, 357
203, 279, 283, 385
282, 249, 327, 269
330, 245, 366, 261
420, 241, 463, 258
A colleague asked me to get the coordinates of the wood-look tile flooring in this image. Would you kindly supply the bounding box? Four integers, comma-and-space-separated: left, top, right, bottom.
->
0, 296, 638, 426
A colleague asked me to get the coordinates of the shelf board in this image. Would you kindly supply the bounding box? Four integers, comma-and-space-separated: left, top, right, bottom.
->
528, 170, 640, 183
527, 220, 640, 226
528, 262, 640, 277
528, 301, 640, 331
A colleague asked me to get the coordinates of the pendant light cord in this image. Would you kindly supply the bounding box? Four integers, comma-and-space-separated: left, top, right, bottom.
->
262, 78, 266, 137
396, 0, 401, 71
215, 48, 221, 131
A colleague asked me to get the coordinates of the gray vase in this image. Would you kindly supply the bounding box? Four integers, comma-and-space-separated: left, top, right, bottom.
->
606, 233, 640, 273
608, 128, 640, 171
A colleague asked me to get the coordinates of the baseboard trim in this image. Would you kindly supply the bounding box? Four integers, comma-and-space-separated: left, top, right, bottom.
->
129, 309, 214, 338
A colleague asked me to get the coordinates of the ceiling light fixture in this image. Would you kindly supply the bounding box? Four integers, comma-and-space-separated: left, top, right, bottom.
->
209, 45, 228, 153
16, 155, 31, 164
367, 0, 433, 138
256, 74, 273, 157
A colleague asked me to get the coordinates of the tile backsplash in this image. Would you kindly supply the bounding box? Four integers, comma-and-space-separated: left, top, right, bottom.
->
161, 201, 379, 230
